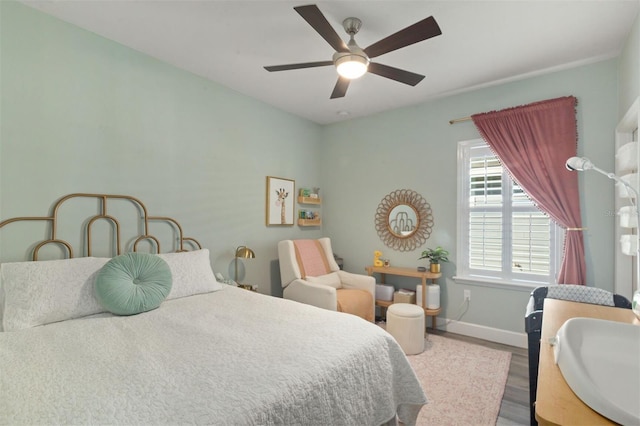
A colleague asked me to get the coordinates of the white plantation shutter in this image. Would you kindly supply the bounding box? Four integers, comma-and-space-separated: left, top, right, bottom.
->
468, 154, 503, 272
457, 140, 562, 287
512, 211, 551, 275
469, 212, 502, 271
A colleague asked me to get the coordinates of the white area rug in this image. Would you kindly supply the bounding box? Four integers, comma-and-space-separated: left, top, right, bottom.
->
407, 334, 512, 426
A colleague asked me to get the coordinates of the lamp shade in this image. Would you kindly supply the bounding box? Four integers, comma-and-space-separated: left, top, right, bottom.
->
235, 246, 255, 259
565, 157, 593, 171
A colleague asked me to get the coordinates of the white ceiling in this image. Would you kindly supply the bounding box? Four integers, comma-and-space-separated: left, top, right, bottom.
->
22, 0, 640, 124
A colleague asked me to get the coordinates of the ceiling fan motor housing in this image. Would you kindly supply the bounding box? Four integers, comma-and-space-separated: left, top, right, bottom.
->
342, 17, 362, 35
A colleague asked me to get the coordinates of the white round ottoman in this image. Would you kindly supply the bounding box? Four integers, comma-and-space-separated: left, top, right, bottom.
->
386, 303, 425, 355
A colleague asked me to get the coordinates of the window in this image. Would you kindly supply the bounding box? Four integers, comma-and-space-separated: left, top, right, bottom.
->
456, 139, 563, 289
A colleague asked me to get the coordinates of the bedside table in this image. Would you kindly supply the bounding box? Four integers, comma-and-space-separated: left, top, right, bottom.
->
237, 284, 257, 292
366, 265, 442, 329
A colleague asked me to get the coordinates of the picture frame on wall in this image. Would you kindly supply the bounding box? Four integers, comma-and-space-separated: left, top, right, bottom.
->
266, 176, 295, 226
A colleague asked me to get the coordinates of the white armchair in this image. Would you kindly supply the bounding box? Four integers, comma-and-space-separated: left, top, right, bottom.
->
278, 238, 375, 322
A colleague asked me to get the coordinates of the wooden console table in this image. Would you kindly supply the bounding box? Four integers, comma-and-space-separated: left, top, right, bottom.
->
365, 265, 442, 329
535, 299, 639, 425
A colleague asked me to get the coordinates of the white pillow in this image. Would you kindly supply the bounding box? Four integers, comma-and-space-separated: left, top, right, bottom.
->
157, 249, 223, 300
1, 257, 110, 332
305, 272, 342, 289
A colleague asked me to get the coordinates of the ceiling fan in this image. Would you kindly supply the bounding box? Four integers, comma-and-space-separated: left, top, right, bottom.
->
264, 4, 442, 99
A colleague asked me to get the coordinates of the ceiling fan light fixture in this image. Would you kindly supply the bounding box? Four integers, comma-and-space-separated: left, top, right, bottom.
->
264, 5, 441, 98
335, 54, 369, 79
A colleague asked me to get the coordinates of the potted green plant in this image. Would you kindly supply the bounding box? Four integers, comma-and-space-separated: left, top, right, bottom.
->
419, 246, 449, 273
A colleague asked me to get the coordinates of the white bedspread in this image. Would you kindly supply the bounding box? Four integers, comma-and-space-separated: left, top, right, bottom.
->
0, 286, 426, 425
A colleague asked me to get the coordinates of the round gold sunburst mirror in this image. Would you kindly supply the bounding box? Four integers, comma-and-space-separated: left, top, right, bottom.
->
375, 189, 434, 252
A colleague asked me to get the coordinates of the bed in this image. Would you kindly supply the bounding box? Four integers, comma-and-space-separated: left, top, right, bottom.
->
0, 193, 427, 425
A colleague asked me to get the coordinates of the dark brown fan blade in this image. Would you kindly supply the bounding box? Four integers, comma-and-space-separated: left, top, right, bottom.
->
364, 16, 441, 59
294, 5, 349, 53
264, 61, 333, 72
330, 77, 350, 99
367, 63, 425, 86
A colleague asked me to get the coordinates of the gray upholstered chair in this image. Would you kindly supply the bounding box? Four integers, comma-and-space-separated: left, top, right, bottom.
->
278, 238, 375, 322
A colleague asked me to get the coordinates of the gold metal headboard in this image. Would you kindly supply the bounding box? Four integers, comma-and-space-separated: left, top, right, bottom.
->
0, 193, 202, 260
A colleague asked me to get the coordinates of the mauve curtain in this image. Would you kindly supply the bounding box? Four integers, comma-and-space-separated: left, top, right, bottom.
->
471, 96, 586, 285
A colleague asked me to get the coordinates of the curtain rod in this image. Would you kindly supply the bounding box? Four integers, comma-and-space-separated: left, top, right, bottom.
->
449, 116, 472, 125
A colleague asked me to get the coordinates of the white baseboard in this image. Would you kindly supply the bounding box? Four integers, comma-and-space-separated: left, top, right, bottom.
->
435, 317, 528, 349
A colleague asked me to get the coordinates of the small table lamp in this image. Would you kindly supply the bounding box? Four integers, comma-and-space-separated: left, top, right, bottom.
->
235, 245, 255, 283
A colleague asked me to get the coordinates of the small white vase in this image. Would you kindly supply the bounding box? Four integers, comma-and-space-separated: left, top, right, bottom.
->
633, 290, 640, 320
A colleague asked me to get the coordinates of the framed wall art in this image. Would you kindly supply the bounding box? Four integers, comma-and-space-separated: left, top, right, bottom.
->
266, 176, 295, 226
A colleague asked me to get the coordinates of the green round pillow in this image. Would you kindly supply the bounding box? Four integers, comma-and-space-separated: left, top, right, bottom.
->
95, 252, 172, 316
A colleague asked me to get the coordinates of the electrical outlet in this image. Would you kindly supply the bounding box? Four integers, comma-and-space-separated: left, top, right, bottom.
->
464, 289, 471, 301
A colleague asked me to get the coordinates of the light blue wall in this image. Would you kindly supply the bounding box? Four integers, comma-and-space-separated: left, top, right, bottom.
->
0, 1, 323, 295
320, 60, 619, 333
1, 1, 637, 336
618, 11, 639, 116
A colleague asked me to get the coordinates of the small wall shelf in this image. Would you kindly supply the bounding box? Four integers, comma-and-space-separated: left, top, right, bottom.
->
297, 196, 321, 204
297, 218, 321, 227
297, 189, 322, 227
613, 97, 639, 300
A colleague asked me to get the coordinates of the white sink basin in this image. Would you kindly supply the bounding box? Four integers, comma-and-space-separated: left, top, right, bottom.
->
553, 317, 640, 425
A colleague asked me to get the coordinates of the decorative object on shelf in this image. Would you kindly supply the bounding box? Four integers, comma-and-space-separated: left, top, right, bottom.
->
299, 210, 319, 220
299, 188, 320, 199
373, 250, 383, 267
417, 266, 427, 272
383, 259, 390, 268
619, 206, 639, 228
266, 176, 295, 226
616, 141, 638, 172
416, 283, 440, 309
299, 188, 311, 197
621, 235, 638, 256
297, 210, 321, 226
375, 284, 394, 301
234, 245, 256, 283
419, 246, 449, 273
374, 189, 434, 252
393, 288, 416, 304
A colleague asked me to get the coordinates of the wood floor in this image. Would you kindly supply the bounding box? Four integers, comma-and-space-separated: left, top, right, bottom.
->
429, 329, 531, 426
